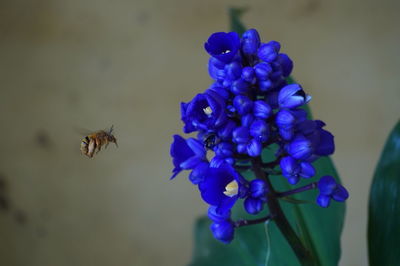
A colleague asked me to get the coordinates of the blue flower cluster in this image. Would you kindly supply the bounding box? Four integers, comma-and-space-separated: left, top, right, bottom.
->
170, 29, 349, 243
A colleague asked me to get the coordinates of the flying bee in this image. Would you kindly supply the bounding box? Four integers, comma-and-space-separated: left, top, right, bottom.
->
80, 125, 118, 158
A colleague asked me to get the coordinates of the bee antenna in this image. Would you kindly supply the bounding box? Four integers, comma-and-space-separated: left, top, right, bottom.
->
109, 125, 114, 134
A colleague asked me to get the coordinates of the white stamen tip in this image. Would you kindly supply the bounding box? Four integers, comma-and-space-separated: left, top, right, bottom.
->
203, 106, 213, 116
223, 180, 239, 197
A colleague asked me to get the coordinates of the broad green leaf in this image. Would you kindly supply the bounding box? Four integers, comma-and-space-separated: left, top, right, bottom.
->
368, 120, 400, 265
189, 9, 346, 266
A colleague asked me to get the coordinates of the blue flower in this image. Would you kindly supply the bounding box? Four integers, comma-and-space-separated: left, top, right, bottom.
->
280, 156, 315, 184
199, 164, 248, 214
170, 29, 348, 243
278, 84, 311, 109
204, 32, 240, 64
189, 162, 209, 184
181, 90, 227, 133
170, 135, 207, 180
317, 176, 349, 208
298, 120, 335, 158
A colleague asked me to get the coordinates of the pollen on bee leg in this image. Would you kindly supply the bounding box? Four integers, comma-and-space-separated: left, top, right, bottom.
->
223, 180, 239, 197
203, 106, 213, 116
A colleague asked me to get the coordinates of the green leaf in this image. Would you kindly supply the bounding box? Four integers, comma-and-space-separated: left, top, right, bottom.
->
368, 120, 400, 265
189, 10, 346, 266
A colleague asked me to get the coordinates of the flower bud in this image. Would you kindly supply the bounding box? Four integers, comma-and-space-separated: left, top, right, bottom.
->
241, 114, 254, 127
250, 120, 269, 142
241, 66, 255, 83
208, 206, 230, 223
247, 139, 262, 157
253, 100, 272, 119
299, 161, 315, 178
254, 62, 272, 81
241, 29, 260, 55
211, 221, 234, 243
244, 197, 264, 214
278, 84, 311, 109
258, 79, 272, 92
258, 41, 280, 62
215, 142, 234, 158
217, 120, 236, 140
233, 95, 253, 115
276, 109, 296, 129
231, 79, 249, 94
224, 61, 242, 81
287, 136, 313, 160
250, 179, 267, 198
276, 53, 293, 77
232, 126, 250, 143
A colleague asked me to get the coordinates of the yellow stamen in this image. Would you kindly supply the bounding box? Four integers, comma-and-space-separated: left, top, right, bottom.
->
223, 180, 239, 197
203, 106, 213, 116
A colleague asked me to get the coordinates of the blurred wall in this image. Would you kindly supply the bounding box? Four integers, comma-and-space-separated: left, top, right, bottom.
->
0, 0, 399, 265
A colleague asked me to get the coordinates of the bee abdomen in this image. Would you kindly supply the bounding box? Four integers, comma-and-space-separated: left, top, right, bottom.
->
81, 136, 97, 158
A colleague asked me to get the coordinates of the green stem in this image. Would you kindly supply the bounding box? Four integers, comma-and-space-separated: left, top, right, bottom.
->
251, 157, 315, 266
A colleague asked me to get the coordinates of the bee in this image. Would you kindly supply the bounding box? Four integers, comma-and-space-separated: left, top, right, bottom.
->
80, 125, 118, 158
203, 132, 219, 150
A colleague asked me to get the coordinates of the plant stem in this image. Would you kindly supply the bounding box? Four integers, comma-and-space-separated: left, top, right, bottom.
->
251, 157, 314, 266
276, 182, 317, 198
234, 215, 272, 228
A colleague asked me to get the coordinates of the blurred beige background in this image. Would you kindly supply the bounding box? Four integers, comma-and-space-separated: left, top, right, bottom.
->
0, 0, 399, 265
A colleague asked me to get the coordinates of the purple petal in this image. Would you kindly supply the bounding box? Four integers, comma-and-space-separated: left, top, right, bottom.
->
317, 194, 331, 208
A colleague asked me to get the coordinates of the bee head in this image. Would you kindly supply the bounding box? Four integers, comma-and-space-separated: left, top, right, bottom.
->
107, 125, 118, 147
108, 135, 118, 147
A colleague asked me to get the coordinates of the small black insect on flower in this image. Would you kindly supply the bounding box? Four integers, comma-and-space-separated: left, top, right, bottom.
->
203, 133, 219, 150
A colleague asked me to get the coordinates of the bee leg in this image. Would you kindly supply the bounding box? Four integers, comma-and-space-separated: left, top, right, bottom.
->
95, 138, 102, 154
88, 139, 96, 158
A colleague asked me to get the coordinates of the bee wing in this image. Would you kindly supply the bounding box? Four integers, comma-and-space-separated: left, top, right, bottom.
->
73, 126, 95, 136
107, 125, 114, 135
